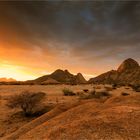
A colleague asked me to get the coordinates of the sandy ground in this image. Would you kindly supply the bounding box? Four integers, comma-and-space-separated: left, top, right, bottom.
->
0, 84, 138, 139
0, 85, 93, 138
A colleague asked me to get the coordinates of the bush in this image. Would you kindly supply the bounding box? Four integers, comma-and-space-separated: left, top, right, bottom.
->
105, 86, 113, 91
7, 91, 46, 116
62, 88, 76, 96
121, 92, 130, 96
83, 89, 89, 93
76, 91, 84, 96
112, 84, 117, 89
94, 91, 111, 98
125, 87, 130, 89
131, 85, 140, 92
79, 90, 111, 99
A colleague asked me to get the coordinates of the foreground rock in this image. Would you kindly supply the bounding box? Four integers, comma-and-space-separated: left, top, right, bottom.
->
89, 58, 140, 85
4, 94, 140, 140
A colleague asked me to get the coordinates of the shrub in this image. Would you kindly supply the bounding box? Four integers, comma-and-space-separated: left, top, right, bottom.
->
79, 90, 95, 99
76, 91, 84, 96
112, 84, 117, 89
131, 85, 140, 92
62, 88, 76, 96
125, 87, 130, 89
105, 86, 113, 91
121, 92, 130, 96
94, 91, 111, 98
83, 89, 89, 93
79, 90, 111, 99
7, 91, 46, 116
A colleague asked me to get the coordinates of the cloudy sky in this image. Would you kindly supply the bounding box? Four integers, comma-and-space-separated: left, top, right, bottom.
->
0, 1, 140, 80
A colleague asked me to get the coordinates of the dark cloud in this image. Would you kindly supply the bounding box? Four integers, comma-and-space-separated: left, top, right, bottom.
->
0, 1, 140, 77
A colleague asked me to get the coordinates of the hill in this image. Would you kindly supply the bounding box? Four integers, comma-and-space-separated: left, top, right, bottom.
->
89, 58, 140, 85
31, 69, 87, 84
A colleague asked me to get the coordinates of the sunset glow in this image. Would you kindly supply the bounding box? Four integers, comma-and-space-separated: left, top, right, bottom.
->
0, 1, 140, 81
0, 63, 38, 81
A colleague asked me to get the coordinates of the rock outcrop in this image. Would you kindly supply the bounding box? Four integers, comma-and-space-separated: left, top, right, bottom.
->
117, 58, 139, 73
88, 58, 140, 85
32, 69, 86, 84
5, 94, 140, 140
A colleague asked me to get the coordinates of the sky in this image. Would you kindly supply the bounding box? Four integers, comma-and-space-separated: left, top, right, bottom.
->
0, 1, 140, 81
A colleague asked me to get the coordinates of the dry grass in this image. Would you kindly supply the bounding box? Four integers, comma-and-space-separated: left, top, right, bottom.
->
0, 84, 140, 139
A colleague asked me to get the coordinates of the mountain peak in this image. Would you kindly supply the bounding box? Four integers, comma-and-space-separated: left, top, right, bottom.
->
64, 69, 71, 74
75, 73, 86, 83
76, 73, 83, 77
53, 69, 64, 73
117, 58, 139, 73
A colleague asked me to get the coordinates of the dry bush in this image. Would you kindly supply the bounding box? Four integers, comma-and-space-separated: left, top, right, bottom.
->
125, 87, 130, 89
7, 91, 46, 116
76, 91, 84, 96
79, 90, 111, 99
62, 88, 76, 96
104, 86, 113, 91
112, 84, 117, 89
83, 89, 89, 93
94, 91, 111, 99
121, 92, 130, 96
131, 85, 140, 92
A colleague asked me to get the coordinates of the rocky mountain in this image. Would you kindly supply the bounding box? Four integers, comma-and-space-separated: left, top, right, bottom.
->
88, 58, 140, 85
117, 58, 139, 73
32, 69, 86, 84
75, 73, 87, 84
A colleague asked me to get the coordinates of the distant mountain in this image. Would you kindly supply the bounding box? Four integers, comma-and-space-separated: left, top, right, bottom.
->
0, 77, 16, 82
88, 58, 140, 85
32, 69, 87, 84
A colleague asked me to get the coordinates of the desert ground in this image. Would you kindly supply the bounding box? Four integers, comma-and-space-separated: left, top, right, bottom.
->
0, 84, 140, 140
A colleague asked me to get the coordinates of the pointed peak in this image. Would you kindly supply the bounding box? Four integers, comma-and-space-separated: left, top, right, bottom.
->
76, 73, 83, 76
123, 58, 138, 63
117, 58, 139, 72
75, 73, 86, 83
64, 69, 70, 73
53, 69, 64, 73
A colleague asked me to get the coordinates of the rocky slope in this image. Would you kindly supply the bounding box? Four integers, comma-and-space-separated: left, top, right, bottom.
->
4, 94, 140, 140
89, 58, 140, 85
32, 69, 86, 84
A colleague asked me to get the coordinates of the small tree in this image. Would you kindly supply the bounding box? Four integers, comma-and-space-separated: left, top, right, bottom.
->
7, 91, 46, 116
